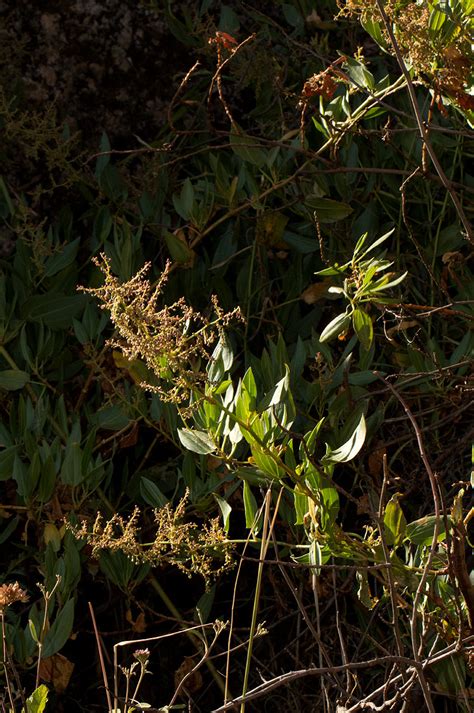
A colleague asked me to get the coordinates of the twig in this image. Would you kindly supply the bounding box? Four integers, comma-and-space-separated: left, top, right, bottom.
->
377, 455, 406, 671
373, 372, 443, 712
89, 601, 112, 713
167, 60, 201, 132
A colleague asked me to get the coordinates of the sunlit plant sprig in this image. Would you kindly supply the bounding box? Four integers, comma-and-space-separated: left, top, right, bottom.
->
80, 255, 243, 407
72, 491, 235, 585
317, 230, 407, 349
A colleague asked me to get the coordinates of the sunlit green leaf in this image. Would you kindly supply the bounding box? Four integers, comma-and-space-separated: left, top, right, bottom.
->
319, 312, 351, 342
383, 494, 407, 546
322, 413, 366, 464
178, 428, 216, 455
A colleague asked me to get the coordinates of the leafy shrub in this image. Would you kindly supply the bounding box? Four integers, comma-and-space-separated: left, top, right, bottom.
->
1, 1, 473, 711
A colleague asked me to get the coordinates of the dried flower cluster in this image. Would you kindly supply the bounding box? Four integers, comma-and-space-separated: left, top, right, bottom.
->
0, 582, 29, 613
81, 255, 242, 405
340, 0, 474, 110
72, 492, 234, 585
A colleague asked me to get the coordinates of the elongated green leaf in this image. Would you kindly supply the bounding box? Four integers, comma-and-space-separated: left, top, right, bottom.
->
23, 294, 87, 329
344, 57, 375, 90
294, 487, 307, 526
307, 197, 353, 223
352, 308, 373, 351
319, 312, 351, 342
358, 229, 394, 259
230, 123, 267, 167
429, 8, 446, 34
383, 494, 407, 546
178, 428, 216, 454
360, 17, 388, 51
243, 480, 259, 531
28, 619, 39, 645
42, 598, 75, 658
140, 477, 168, 508
322, 413, 366, 464
95, 132, 111, 178
195, 585, 216, 624
214, 493, 232, 533
251, 445, 285, 479
92, 405, 130, 431
44, 238, 80, 277
208, 335, 233, 383
356, 570, 377, 609
0, 514, 19, 544
0, 369, 30, 391
60, 443, 84, 486
164, 231, 195, 263
406, 515, 448, 546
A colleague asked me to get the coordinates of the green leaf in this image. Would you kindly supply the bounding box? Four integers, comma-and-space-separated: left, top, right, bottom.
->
251, 445, 285, 479
230, 123, 267, 167
178, 428, 216, 455
282, 3, 304, 30
95, 132, 111, 178
195, 585, 215, 623
13, 455, 30, 498
60, 443, 84, 486
356, 570, 377, 609
208, 335, 233, 383
28, 619, 39, 644
23, 294, 87, 330
383, 494, 407, 546
307, 197, 353, 223
360, 17, 388, 51
0, 369, 30, 391
429, 8, 446, 34
406, 515, 448, 546
214, 493, 232, 533
294, 487, 307, 526
42, 598, 75, 658
0, 514, 19, 544
344, 57, 375, 90
23, 684, 49, 713
99, 550, 136, 588
322, 413, 366, 464
164, 231, 195, 263
92, 405, 130, 431
44, 238, 80, 277
140, 477, 168, 508
242, 367, 257, 401
352, 308, 373, 351
319, 312, 351, 342
243, 480, 259, 531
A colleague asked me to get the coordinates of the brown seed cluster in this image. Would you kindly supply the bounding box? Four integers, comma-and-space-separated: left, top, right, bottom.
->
72, 492, 234, 586
339, 0, 473, 111
0, 582, 29, 613
80, 255, 242, 406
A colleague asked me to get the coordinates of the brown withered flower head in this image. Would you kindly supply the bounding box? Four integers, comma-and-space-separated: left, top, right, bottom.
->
80, 255, 242, 407
0, 582, 29, 613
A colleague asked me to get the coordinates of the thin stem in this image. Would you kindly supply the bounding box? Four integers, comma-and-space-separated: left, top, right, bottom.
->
1, 612, 15, 712
89, 601, 112, 712
36, 575, 61, 691
239, 489, 272, 712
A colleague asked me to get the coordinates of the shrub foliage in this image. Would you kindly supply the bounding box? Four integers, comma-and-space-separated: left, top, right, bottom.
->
0, 1, 473, 711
